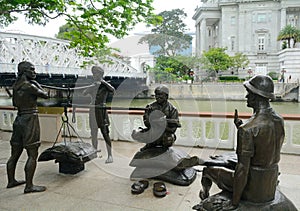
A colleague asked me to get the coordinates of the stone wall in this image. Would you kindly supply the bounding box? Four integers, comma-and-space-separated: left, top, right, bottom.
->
148, 83, 299, 102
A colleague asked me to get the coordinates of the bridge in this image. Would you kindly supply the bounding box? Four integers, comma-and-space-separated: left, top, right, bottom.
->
0, 32, 147, 96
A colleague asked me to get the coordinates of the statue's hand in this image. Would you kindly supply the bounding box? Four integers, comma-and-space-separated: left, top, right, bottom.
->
131, 129, 137, 135
159, 116, 166, 121
234, 109, 243, 129
177, 156, 205, 169
209, 155, 221, 160
223, 201, 238, 210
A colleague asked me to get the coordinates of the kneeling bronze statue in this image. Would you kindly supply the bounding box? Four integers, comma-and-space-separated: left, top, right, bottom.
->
178, 75, 297, 210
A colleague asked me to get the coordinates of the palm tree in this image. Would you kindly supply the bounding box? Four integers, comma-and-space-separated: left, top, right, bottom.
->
277, 25, 300, 48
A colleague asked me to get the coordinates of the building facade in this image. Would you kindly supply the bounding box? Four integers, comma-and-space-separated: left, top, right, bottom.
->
193, 0, 300, 79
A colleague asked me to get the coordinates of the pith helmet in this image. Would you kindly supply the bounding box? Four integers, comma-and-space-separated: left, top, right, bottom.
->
243, 75, 275, 100
155, 85, 169, 95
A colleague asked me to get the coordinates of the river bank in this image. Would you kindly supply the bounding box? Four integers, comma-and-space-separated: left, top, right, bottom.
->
147, 82, 300, 102
1, 82, 299, 106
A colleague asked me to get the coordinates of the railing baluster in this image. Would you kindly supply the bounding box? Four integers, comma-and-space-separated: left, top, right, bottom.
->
0, 106, 299, 154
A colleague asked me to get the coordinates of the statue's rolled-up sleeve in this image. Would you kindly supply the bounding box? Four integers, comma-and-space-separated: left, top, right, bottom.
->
237, 128, 254, 157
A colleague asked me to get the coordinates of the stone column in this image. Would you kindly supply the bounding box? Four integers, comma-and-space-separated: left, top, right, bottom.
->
281, 8, 286, 29
196, 24, 201, 56
200, 19, 207, 54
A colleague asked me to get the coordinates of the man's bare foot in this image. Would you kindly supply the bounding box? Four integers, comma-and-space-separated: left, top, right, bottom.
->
7, 180, 26, 188
24, 185, 46, 194
105, 156, 113, 164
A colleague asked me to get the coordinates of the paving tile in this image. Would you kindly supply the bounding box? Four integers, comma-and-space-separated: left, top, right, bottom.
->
0, 131, 299, 210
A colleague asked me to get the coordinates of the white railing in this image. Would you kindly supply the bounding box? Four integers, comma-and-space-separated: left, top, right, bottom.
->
0, 31, 146, 79
0, 108, 17, 131
0, 106, 299, 155
0, 63, 84, 76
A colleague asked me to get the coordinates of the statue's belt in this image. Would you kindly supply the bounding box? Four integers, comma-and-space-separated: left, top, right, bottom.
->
17, 109, 38, 115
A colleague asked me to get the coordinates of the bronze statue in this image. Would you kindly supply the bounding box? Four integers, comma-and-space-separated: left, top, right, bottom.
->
7, 61, 49, 193
178, 75, 297, 210
130, 85, 197, 186
83, 66, 115, 163
132, 85, 180, 151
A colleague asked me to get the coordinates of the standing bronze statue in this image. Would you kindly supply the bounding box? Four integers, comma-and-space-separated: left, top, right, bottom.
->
83, 66, 115, 163
7, 61, 49, 193
178, 75, 297, 210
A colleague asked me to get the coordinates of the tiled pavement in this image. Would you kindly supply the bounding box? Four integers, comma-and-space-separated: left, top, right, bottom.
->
0, 131, 299, 211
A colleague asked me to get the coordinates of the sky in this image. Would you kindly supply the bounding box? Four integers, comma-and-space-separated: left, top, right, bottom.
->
2, 0, 201, 39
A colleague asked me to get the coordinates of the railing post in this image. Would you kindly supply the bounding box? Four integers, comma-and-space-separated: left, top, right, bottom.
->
0, 106, 299, 155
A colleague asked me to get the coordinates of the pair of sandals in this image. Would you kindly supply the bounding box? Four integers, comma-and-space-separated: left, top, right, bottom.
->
131, 180, 167, 197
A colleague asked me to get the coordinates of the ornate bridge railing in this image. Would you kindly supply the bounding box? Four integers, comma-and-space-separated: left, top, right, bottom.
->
0, 32, 145, 79
0, 106, 299, 155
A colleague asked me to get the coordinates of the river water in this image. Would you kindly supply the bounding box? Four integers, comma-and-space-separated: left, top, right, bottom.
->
0, 96, 299, 115
110, 98, 300, 115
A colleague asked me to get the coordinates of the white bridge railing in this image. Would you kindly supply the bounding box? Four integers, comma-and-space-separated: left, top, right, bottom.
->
0, 106, 299, 155
0, 31, 146, 78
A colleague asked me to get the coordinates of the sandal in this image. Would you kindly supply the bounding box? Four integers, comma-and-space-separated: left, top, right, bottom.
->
131, 180, 149, 194
153, 182, 167, 197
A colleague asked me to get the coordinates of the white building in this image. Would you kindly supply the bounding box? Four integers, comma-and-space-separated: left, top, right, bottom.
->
109, 35, 155, 70
193, 0, 300, 81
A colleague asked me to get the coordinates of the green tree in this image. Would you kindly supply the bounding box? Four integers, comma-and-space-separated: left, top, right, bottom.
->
281, 40, 288, 50
55, 23, 117, 63
0, 0, 65, 26
0, 0, 154, 57
56, 24, 77, 40
149, 55, 189, 82
148, 55, 201, 83
200, 47, 233, 77
231, 53, 249, 74
139, 9, 192, 56
156, 56, 189, 75
174, 55, 201, 71
277, 25, 300, 48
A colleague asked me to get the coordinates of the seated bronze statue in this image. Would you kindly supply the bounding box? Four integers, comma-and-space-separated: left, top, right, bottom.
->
130, 85, 197, 186
131, 85, 180, 151
178, 75, 297, 210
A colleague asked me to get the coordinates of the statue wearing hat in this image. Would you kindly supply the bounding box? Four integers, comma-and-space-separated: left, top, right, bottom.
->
178, 75, 297, 210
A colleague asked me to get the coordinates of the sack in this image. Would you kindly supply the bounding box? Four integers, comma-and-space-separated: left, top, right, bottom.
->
38, 141, 97, 164
131, 127, 165, 144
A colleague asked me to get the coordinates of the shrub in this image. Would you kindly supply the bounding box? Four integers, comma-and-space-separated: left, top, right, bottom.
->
218, 75, 245, 82
267, 72, 279, 80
